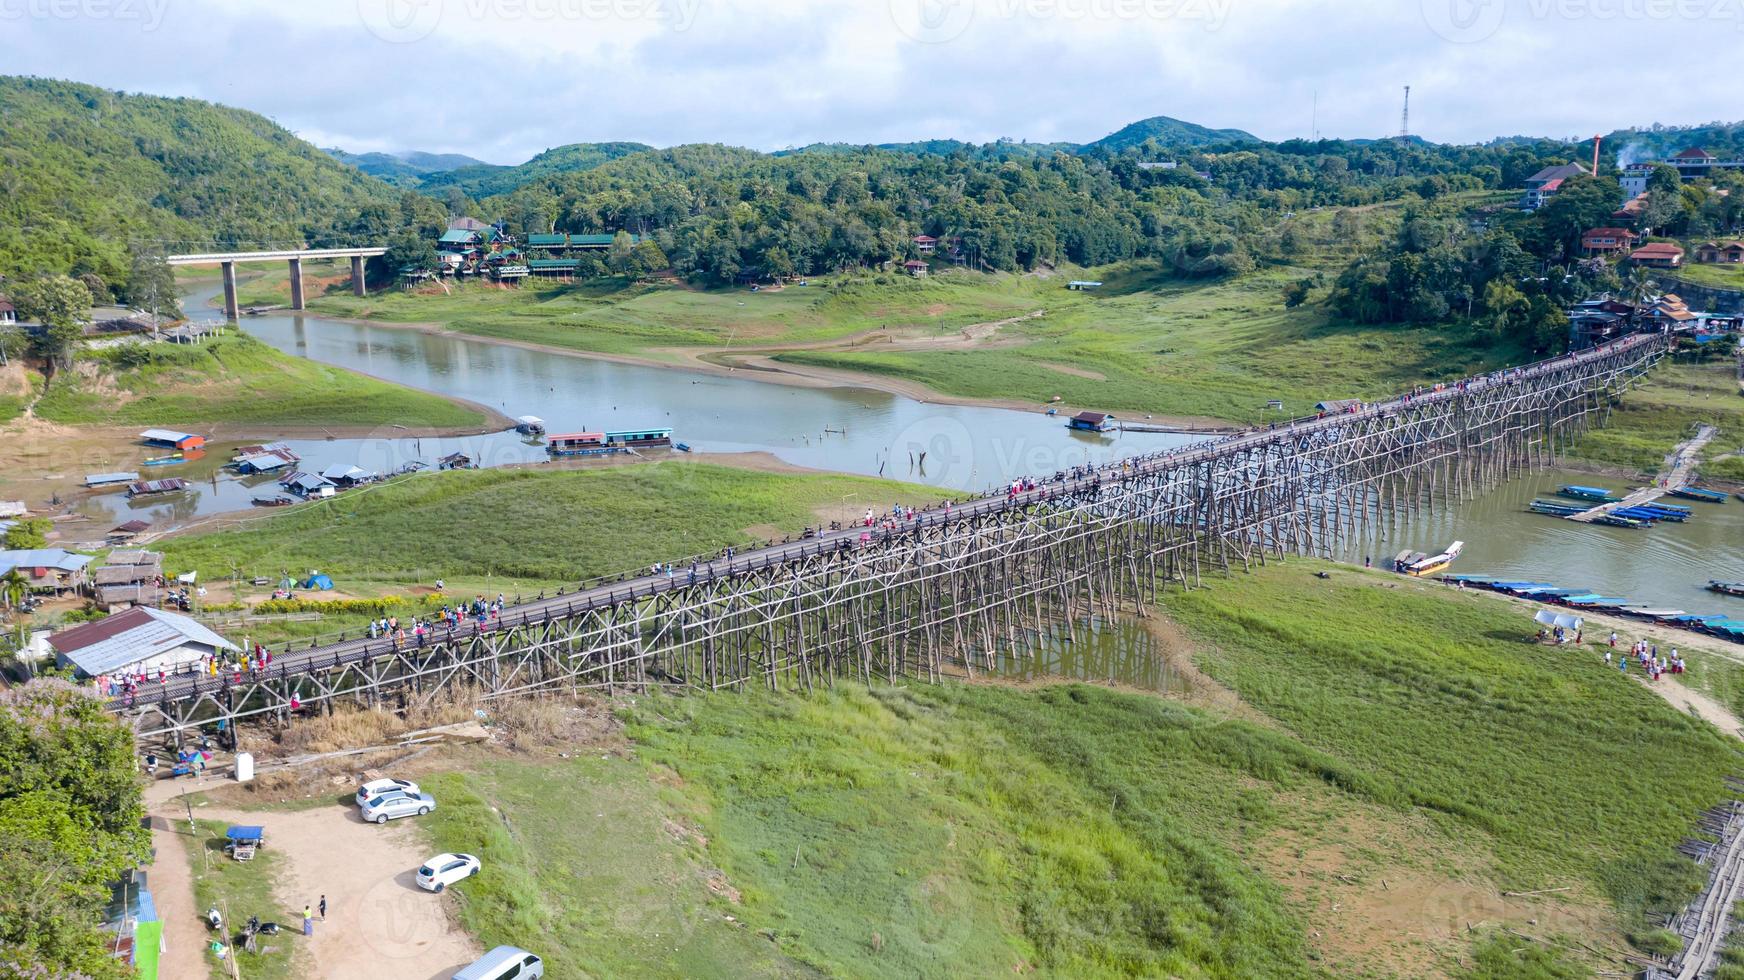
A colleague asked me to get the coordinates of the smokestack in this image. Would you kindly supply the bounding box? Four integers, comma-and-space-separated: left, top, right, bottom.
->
1592, 134, 1602, 177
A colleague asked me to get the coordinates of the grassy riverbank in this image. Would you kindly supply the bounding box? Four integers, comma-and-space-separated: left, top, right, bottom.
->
156, 460, 957, 647
306, 258, 1529, 424
399, 561, 1742, 978
1567, 357, 1744, 481
32, 332, 488, 429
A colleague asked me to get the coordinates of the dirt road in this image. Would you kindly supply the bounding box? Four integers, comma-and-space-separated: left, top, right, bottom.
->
143, 779, 481, 979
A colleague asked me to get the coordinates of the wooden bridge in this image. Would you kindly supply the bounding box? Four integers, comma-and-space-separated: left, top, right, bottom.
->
118, 335, 1670, 742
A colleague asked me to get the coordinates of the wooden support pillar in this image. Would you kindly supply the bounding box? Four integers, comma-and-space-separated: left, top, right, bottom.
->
351, 254, 367, 296
288, 257, 305, 310
221, 261, 239, 319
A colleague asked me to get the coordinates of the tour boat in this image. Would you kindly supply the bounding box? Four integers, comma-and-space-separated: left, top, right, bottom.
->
1402, 541, 1464, 577
1709, 580, 1744, 598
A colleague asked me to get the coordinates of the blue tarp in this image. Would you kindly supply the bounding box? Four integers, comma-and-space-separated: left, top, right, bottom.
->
225, 825, 264, 841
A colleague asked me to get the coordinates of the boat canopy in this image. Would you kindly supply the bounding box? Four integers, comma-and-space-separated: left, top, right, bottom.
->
1535, 609, 1583, 631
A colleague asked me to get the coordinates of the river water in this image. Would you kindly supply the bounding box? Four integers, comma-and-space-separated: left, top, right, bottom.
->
78, 284, 1191, 527
84, 282, 1742, 621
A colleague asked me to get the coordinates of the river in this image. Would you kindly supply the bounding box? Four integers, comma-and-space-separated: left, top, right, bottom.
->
85, 282, 1743, 620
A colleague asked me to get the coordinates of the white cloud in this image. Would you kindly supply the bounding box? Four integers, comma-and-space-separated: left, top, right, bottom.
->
0, 0, 1734, 161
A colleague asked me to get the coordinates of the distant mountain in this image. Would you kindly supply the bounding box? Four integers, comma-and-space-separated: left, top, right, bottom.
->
325, 148, 490, 185
417, 142, 656, 198
778, 138, 1080, 160
0, 75, 400, 286
1083, 115, 1261, 152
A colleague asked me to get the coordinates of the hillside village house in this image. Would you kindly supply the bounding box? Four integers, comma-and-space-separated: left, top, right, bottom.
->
1581, 227, 1639, 256
1521, 162, 1590, 211
912, 234, 937, 253
1696, 241, 1744, 264
902, 259, 928, 277
1629, 242, 1686, 268
0, 548, 92, 594
49, 605, 238, 678
0, 295, 14, 323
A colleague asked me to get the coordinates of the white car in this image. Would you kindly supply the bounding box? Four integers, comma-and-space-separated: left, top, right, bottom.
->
416, 852, 481, 892
362, 790, 436, 824
356, 777, 419, 807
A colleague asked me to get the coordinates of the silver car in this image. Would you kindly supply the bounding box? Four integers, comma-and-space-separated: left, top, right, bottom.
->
361, 790, 436, 824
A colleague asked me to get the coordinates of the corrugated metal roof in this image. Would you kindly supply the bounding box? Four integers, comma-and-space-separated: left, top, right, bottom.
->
0, 549, 92, 573
86, 472, 140, 486
50, 606, 237, 675
235, 452, 293, 471
139, 429, 198, 444
320, 464, 370, 481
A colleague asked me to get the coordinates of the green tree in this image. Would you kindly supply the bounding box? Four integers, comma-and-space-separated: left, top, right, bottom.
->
379, 230, 441, 280
1536, 174, 1622, 255
124, 249, 178, 327
11, 275, 93, 372
607, 231, 637, 275
0, 682, 147, 980
2, 518, 51, 550
1282, 278, 1312, 308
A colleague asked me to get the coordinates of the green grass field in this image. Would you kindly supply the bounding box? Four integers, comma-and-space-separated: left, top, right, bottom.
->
778, 266, 1532, 421
32, 332, 486, 429
186, 819, 308, 980
1667, 264, 1744, 290
309, 261, 1529, 424
160, 462, 954, 586
1166, 566, 1740, 924
403, 562, 1741, 978
1568, 358, 1744, 479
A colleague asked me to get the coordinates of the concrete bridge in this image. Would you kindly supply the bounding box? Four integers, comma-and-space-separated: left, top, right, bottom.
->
117, 335, 1669, 741
165, 247, 388, 319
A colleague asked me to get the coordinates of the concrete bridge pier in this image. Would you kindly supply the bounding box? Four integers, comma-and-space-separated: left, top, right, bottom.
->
288, 256, 305, 311
351, 255, 367, 296
221, 261, 239, 320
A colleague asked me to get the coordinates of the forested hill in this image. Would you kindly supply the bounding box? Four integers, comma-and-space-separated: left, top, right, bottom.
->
414, 141, 656, 199
0, 75, 402, 285
1083, 115, 1260, 152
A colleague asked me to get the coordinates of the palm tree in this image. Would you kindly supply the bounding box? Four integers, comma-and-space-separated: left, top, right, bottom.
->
1625, 266, 1657, 306
0, 569, 26, 613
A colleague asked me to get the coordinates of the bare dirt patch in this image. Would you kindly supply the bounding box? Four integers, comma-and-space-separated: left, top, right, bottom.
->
1038, 361, 1107, 382
1250, 794, 1619, 977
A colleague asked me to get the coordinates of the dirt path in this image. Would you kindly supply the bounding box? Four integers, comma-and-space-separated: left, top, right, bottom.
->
144, 780, 480, 980
144, 801, 210, 980
1638, 674, 1744, 737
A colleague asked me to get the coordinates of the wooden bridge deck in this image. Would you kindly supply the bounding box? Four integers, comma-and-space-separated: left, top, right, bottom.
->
111, 334, 1669, 739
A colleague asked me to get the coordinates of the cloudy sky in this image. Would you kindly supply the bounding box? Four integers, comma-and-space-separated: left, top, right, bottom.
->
4, 0, 1737, 163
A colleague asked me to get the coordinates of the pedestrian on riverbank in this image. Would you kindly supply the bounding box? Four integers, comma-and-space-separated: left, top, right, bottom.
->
303, 906, 313, 936
318, 895, 326, 920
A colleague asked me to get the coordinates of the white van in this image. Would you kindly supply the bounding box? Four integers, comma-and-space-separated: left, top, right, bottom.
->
452, 945, 543, 980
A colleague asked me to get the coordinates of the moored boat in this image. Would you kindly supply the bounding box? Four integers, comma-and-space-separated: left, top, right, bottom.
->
1403, 541, 1464, 577
1559, 484, 1620, 503
251, 495, 295, 507
1709, 580, 1744, 598
1668, 486, 1729, 504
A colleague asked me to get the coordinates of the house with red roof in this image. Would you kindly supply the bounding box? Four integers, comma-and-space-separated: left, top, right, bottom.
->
1581, 228, 1639, 256
1521, 162, 1590, 211
1628, 242, 1685, 269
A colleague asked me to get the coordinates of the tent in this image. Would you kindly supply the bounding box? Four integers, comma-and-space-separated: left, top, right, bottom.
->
1535, 609, 1583, 632
303, 573, 334, 590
